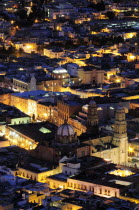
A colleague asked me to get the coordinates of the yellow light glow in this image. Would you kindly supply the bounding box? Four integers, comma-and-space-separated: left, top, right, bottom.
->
11, 20, 15, 24
34, 19, 38, 23
116, 79, 121, 83
59, 185, 63, 189
127, 54, 136, 62
129, 55, 135, 60
128, 146, 134, 152
125, 32, 137, 39
109, 169, 134, 177
26, 45, 32, 49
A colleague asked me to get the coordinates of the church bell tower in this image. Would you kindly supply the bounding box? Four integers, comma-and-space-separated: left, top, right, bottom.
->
87, 99, 99, 133
113, 105, 128, 165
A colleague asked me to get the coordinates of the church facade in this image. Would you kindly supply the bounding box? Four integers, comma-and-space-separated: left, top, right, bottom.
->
84, 100, 128, 165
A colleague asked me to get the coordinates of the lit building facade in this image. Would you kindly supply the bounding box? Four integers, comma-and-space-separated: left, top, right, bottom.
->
6, 126, 38, 150
85, 102, 128, 165
14, 165, 61, 183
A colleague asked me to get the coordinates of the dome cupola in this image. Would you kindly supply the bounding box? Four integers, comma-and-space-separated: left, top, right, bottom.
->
56, 120, 77, 144
57, 122, 75, 137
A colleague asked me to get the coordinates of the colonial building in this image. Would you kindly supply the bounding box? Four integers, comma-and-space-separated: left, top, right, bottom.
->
57, 99, 82, 125
30, 100, 128, 166
30, 120, 89, 162
7, 96, 128, 166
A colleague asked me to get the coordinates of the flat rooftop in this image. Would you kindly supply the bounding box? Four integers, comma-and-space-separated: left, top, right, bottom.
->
7, 121, 57, 142
69, 164, 139, 189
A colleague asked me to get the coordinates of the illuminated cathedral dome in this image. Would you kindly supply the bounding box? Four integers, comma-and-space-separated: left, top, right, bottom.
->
53, 67, 68, 74
56, 120, 77, 144
57, 122, 75, 137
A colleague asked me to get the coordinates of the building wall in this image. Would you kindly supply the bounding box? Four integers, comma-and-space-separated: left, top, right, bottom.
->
37, 104, 52, 121
62, 165, 79, 176
11, 94, 53, 120
28, 99, 37, 118
28, 193, 46, 205
13, 78, 29, 92
57, 100, 82, 125
61, 203, 82, 210
5, 126, 38, 150
0, 124, 6, 136
0, 93, 11, 105
47, 177, 67, 190
30, 144, 58, 163
77, 69, 104, 85
11, 95, 28, 114
76, 146, 90, 158
15, 165, 61, 182
128, 142, 139, 159
58, 86, 103, 98
0, 140, 9, 148
44, 48, 64, 58
14, 42, 37, 53
96, 70, 105, 84
91, 147, 120, 164
68, 118, 86, 136
51, 72, 70, 80
43, 79, 60, 91
7, 116, 31, 125
67, 63, 78, 77
130, 102, 139, 110
67, 178, 120, 197
84, 134, 128, 165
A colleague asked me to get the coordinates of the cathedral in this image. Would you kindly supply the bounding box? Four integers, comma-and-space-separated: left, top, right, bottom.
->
84, 100, 128, 165
30, 99, 128, 165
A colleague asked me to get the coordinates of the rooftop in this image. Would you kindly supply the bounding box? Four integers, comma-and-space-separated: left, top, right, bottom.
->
7, 121, 57, 143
